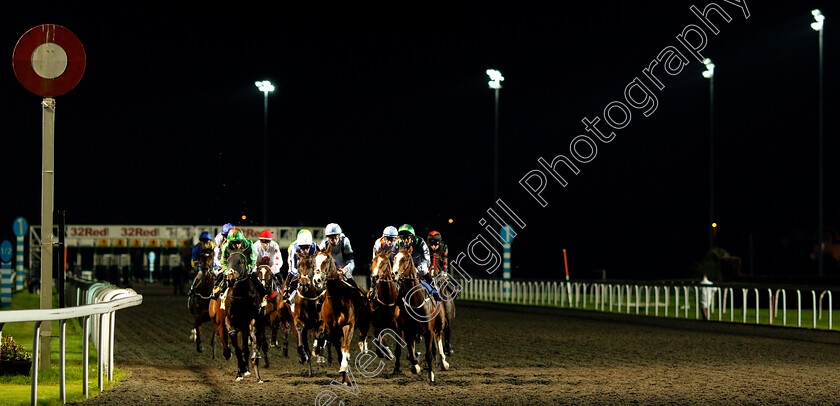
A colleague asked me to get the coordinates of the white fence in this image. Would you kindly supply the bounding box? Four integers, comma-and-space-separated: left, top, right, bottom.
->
457, 279, 837, 331
0, 278, 142, 404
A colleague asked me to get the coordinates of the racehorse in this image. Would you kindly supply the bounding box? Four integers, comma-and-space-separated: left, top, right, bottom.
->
393, 245, 448, 383
319, 247, 371, 384
256, 259, 293, 363
188, 247, 216, 355
292, 251, 326, 377
370, 250, 400, 359
430, 264, 456, 357
225, 251, 264, 382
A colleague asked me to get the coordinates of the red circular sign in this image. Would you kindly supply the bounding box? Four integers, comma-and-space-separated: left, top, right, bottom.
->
12, 24, 86, 97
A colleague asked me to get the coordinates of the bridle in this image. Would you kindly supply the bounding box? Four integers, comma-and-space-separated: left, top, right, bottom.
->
296, 255, 325, 301
371, 254, 397, 307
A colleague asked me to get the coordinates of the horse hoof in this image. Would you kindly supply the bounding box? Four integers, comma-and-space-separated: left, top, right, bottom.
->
235, 376, 243, 382
441, 360, 450, 371
430, 371, 435, 383
317, 356, 325, 364
243, 371, 251, 378
411, 365, 421, 375
197, 345, 203, 353
258, 380, 264, 384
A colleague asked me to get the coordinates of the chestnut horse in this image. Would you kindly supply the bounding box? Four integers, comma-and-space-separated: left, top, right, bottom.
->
393, 246, 448, 383
256, 260, 293, 364
188, 247, 216, 355
430, 264, 456, 357
318, 247, 371, 385
370, 250, 400, 360
292, 252, 326, 377
225, 251, 264, 382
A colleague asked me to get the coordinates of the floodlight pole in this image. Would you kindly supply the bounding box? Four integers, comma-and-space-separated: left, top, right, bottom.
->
255, 81, 274, 226
818, 18, 825, 276
702, 59, 715, 252
262, 90, 268, 225
493, 87, 499, 202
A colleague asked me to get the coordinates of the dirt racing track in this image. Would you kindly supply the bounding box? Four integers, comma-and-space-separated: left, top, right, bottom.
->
75, 283, 840, 405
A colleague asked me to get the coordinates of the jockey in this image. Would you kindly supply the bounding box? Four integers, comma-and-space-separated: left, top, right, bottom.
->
221, 229, 267, 300
210, 223, 235, 297
187, 230, 213, 297
253, 229, 283, 291
284, 229, 317, 303
372, 225, 399, 259
318, 223, 365, 303
426, 230, 449, 275
395, 224, 440, 301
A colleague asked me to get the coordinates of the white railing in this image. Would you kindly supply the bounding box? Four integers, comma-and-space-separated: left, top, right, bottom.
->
458, 278, 837, 333
0, 280, 142, 405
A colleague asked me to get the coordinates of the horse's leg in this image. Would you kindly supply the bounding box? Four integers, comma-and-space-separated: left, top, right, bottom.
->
250, 320, 263, 383
437, 317, 449, 371
195, 322, 203, 353
294, 320, 309, 365
282, 317, 290, 358
210, 321, 216, 359
303, 327, 314, 377
425, 328, 436, 384
221, 315, 232, 360
258, 322, 269, 369
392, 328, 404, 375
231, 330, 247, 380
340, 324, 354, 385
407, 328, 421, 375
444, 302, 454, 356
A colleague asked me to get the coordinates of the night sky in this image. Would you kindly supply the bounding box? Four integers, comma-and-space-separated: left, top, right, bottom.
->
0, 1, 836, 281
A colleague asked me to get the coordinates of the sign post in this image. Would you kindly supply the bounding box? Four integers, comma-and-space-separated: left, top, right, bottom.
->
13, 217, 27, 291
13, 24, 86, 371
1, 240, 12, 308
500, 225, 514, 301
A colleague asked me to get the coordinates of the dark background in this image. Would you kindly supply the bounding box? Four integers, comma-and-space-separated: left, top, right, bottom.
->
0, 1, 836, 281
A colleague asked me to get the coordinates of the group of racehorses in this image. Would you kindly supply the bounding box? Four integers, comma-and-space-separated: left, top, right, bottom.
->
188, 244, 456, 384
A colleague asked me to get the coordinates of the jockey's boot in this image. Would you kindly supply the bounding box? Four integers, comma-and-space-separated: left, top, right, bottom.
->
283, 273, 298, 305
272, 273, 283, 296
211, 272, 225, 299
249, 271, 268, 306
422, 273, 441, 302
187, 273, 200, 297
345, 277, 366, 308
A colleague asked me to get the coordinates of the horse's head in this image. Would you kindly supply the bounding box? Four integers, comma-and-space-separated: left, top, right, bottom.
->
394, 245, 416, 283
315, 246, 340, 281
256, 265, 272, 289
199, 248, 214, 272
227, 251, 248, 280
297, 252, 323, 291
371, 250, 395, 282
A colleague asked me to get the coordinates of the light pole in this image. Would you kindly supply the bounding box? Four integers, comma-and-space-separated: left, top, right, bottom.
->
812, 9, 825, 275
486, 69, 504, 203
255, 80, 274, 226
702, 58, 715, 251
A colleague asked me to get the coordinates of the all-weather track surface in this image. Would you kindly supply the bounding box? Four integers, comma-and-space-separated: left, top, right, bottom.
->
74, 282, 840, 405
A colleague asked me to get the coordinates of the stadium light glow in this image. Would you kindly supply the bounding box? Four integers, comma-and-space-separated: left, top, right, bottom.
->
486, 69, 504, 89
702, 58, 715, 79
812, 9, 825, 31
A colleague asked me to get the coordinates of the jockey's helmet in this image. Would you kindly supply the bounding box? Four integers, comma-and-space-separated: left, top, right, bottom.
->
427, 230, 442, 245
259, 229, 273, 240
297, 230, 313, 246
398, 224, 415, 237
221, 223, 235, 236
325, 223, 342, 236
199, 231, 212, 241
382, 226, 399, 238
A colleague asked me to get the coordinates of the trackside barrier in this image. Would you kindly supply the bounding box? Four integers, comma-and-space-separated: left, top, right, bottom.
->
0, 278, 141, 405
459, 278, 839, 333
